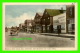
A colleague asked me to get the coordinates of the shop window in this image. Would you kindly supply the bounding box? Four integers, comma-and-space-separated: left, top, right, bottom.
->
68, 24, 72, 31
61, 25, 65, 30
43, 26, 45, 30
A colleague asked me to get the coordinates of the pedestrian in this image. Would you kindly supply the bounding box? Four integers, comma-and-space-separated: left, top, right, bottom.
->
10, 30, 13, 35
57, 25, 61, 35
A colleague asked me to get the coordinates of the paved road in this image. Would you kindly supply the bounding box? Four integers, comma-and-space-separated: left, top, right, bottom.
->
5, 31, 75, 48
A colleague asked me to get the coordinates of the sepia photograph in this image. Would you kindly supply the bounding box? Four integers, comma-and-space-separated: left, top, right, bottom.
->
3, 3, 77, 50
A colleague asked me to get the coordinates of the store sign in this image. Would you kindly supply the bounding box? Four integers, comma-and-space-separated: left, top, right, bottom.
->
53, 13, 66, 25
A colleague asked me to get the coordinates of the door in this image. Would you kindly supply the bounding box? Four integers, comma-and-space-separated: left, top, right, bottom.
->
57, 25, 61, 34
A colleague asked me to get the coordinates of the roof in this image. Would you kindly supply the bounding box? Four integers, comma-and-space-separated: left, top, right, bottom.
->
37, 12, 43, 16
34, 12, 43, 19
25, 19, 33, 22
66, 5, 74, 8
20, 23, 25, 26
45, 9, 66, 16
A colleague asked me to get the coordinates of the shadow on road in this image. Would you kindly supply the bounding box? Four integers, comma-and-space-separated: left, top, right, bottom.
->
40, 34, 75, 38
9, 35, 18, 36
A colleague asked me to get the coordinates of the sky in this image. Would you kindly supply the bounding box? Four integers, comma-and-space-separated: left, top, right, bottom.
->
5, 5, 66, 28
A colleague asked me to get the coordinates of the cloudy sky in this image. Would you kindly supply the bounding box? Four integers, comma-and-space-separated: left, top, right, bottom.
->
5, 5, 66, 28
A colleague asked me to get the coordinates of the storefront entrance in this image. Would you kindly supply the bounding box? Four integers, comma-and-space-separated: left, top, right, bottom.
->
57, 25, 61, 34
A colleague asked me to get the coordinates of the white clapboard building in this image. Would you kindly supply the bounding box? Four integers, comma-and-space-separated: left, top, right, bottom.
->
53, 13, 66, 33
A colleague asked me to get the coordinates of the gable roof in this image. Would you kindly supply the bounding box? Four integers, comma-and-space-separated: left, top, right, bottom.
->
45, 9, 66, 16
34, 12, 43, 19
37, 12, 43, 16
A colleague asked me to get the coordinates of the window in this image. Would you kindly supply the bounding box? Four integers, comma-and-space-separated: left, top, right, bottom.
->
43, 26, 45, 30
61, 25, 65, 30
45, 12, 47, 14
70, 7, 72, 16
47, 26, 49, 30
48, 17, 49, 19
68, 24, 71, 31
54, 25, 57, 29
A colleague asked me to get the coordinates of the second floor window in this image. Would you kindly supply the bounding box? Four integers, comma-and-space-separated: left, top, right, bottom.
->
70, 7, 72, 16
48, 17, 49, 19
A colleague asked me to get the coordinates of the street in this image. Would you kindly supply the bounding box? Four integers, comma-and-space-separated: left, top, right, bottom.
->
5, 30, 75, 48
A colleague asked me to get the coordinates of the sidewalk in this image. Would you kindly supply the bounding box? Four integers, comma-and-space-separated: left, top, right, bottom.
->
39, 33, 75, 38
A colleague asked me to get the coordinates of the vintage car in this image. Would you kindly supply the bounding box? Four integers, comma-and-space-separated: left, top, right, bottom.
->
10, 29, 18, 36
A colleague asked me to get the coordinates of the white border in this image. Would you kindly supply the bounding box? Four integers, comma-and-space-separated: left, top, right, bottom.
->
3, 2, 78, 50
75, 2, 78, 50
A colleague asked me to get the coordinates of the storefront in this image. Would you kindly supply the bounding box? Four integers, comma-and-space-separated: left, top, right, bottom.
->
66, 5, 75, 34
53, 13, 66, 33
67, 18, 75, 34
35, 25, 41, 33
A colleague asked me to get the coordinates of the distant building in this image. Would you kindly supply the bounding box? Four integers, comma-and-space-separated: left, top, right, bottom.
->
5, 27, 8, 32
19, 23, 25, 32
24, 20, 28, 32
24, 20, 33, 33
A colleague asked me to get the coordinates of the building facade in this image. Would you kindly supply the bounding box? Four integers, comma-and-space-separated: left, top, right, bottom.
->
34, 13, 43, 33
19, 23, 25, 32
40, 9, 65, 33
66, 5, 75, 34
53, 13, 66, 33
24, 20, 33, 33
